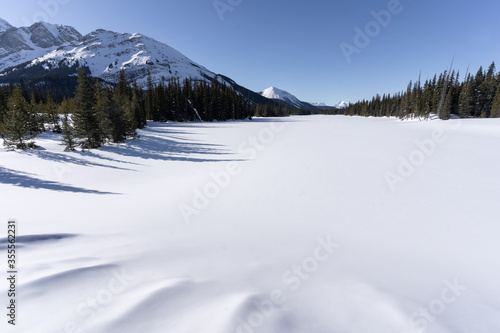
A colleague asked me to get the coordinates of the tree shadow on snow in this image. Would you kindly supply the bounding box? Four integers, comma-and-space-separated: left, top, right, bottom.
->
103, 126, 241, 163
21, 150, 136, 171
0, 167, 118, 195
0, 233, 78, 250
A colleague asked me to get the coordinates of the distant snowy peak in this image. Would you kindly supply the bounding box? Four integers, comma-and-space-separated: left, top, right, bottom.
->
335, 101, 350, 109
260, 86, 296, 101
259, 86, 318, 110
0, 18, 13, 33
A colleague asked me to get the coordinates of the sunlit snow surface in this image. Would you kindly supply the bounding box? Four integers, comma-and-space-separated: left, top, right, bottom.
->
1, 115, 500, 333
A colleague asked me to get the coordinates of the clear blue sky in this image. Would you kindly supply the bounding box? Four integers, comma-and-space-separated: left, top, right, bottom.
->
1, 0, 500, 105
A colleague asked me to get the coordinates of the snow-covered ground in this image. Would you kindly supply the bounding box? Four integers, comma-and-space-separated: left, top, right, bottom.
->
1, 115, 500, 333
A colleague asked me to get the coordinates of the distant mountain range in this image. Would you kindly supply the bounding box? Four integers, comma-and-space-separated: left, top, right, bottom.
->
0, 17, 345, 109
311, 101, 350, 109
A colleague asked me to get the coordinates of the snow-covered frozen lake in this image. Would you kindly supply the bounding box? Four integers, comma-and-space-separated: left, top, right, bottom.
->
1, 115, 500, 333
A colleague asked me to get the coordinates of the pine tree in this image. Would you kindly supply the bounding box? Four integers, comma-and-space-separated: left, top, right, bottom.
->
422, 80, 433, 118
432, 73, 445, 115
145, 71, 154, 121
472, 66, 485, 117
29, 92, 44, 134
458, 74, 473, 118
0, 87, 8, 125
61, 113, 77, 151
491, 85, 500, 118
107, 90, 127, 143
0, 86, 38, 149
72, 69, 101, 149
45, 92, 61, 132
132, 83, 147, 129
127, 92, 141, 133
117, 69, 129, 97
481, 62, 497, 118
93, 81, 112, 142
440, 88, 453, 120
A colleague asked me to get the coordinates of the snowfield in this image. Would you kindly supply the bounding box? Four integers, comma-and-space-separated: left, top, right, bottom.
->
1, 115, 500, 333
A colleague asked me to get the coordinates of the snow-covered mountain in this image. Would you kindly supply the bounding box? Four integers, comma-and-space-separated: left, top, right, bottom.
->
0, 20, 81, 72
335, 101, 350, 109
0, 18, 251, 93
259, 86, 318, 110
24, 28, 220, 86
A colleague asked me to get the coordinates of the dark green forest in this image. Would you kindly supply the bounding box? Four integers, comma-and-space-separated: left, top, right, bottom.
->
340, 62, 500, 120
0, 69, 257, 150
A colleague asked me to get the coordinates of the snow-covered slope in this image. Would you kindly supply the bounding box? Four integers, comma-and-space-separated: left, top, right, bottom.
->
259, 86, 318, 110
0, 19, 81, 71
1, 115, 500, 333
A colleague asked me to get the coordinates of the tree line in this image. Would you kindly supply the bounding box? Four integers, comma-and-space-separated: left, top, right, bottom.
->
342, 62, 500, 120
0, 69, 258, 150
254, 103, 315, 117
146, 74, 253, 122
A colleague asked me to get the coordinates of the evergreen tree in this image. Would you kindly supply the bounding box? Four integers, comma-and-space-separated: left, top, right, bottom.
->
103, 88, 127, 143
458, 74, 473, 118
440, 88, 453, 120
432, 73, 445, 115
0, 86, 38, 149
61, 113, 77, 151
422, 80, 433, 118
145, 71, 154, 121
45, 92, 61, 132
117, 69, 129, 97
72, 69, 101, 149
29, 92, 44, 134
491, 85, 500, 118
481, 62, 497, 118
93, 81, 112, 142
472, 66, 485, 117
0, 87, 9, 125
131, 83, 146, 129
